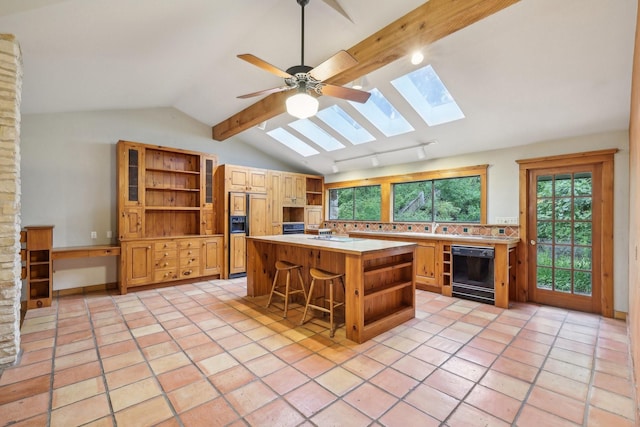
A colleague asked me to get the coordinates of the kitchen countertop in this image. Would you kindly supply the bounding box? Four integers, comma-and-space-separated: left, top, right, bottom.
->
347, 230, 520, 246
247, 234, 417, 255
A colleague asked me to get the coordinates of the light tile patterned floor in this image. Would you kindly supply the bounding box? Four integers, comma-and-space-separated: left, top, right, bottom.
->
0, 278, 636, 426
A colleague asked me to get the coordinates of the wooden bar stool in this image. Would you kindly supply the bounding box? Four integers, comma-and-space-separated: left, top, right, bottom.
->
301, 267, 345, 337
266, 260, 307, 318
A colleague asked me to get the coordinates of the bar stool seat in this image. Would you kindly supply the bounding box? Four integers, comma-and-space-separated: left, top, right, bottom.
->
266, 260, 307, 318
300, 267, 345, 337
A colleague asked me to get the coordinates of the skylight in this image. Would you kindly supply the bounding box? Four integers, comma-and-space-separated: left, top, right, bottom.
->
266, 128, 319, 157
288, 119, 345, 152
391, 64, 465, 126
315, 105, 375, 145
348, 88, 414, 137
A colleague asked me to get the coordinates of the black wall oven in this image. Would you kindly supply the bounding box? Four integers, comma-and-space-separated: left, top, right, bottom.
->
452, 245, 495, 305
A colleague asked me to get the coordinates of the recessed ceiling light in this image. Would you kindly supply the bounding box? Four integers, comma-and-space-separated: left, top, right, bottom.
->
410, 51, 424, 65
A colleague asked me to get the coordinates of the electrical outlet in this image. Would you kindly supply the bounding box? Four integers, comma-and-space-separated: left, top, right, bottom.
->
91, 231, 97, 239
106, 231, 112, 238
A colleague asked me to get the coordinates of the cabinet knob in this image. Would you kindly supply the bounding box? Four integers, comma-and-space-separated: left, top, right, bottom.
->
147, 246, 151, 249
183, 270, 192, 276
165, 252, 169, 256
530, 240, 536, 246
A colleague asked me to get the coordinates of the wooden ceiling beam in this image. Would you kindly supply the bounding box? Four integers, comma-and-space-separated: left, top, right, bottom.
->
212, 0, 520, 141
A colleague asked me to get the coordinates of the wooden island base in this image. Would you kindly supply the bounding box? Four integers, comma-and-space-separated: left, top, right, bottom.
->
246, 235, 417, 343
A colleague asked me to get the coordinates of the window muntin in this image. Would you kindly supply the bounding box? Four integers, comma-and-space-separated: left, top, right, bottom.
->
288, 118, 345, 152
393, 176, 481, 223
329, 185, 381, 221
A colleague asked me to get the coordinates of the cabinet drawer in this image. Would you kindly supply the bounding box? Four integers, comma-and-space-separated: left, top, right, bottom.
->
155, 241, 177, 251
155, 257, 177, 270
178, 240, 199, 250
178, 267, 199, 279
154, 249, 177, 261
180, 247, 199, 258
180, 257, 200, 268
154, 269, 177, 282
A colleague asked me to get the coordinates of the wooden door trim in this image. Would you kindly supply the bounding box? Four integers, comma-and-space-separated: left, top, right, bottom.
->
516, 149, 617, 317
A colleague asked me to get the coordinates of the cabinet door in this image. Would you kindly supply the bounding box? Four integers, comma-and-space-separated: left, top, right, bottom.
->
202, 156, 216, 235
415, 242, 439, 292
124, 241, 153, 287
229, 234, 246, 276
268, 171, 283, 229
305, 206, 323, 229
227, 166, 250, 191
229, 192, 246, 216
119, 207, 144, 240
201, 236, 223, 276
118, 142, 144, 207
248, 193, 268, 237
248, 169, 267, 193
283, 173, 305, 206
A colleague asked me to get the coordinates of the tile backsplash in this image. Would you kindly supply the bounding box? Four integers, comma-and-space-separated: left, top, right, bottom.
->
320, 221, 519, 238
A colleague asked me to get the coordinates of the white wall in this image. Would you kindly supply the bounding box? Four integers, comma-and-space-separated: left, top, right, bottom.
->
326, 130, 630, 312
20, 107, 298, 292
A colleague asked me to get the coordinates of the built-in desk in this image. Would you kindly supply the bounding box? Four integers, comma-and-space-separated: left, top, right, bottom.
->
51, 245, 120, 294
52, 245, 120, 260
247, 235, 417, 343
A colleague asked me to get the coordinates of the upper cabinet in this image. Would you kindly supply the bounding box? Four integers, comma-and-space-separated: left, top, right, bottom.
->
224, 165, 267, 193
117, 140, 218, 240
305, 176, 323, 206
282, 173, 306, 206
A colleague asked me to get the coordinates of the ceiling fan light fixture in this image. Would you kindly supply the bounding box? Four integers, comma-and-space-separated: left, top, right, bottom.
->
286, 92, 319, 119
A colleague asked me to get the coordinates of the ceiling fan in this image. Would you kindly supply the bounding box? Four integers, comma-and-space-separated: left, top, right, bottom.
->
236, 0, 371, 119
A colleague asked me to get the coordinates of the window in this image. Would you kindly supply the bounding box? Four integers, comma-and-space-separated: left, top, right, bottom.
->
266, 128, 319, 157
348, 88, 414, 137
329, 185, 381, 221
316, 105, 375, 145
393, 176, 482, 223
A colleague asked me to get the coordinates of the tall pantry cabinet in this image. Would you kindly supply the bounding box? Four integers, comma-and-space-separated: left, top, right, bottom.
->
117, 141, 224, 293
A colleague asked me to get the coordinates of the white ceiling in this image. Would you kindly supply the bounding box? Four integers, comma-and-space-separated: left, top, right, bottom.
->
1, 0, 636, 175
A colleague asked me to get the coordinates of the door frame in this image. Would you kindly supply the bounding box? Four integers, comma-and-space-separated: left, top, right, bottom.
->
516, 149, 616, 317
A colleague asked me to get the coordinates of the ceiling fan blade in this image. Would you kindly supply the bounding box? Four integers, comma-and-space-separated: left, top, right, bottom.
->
237, 86, 292, 99
309, 50, 358, 81
321, 84, 371, 103
237, 54, 292, 78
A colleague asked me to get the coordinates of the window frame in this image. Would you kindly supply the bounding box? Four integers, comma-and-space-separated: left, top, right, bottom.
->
328, 184, 382, 221
324, 165, 488, 224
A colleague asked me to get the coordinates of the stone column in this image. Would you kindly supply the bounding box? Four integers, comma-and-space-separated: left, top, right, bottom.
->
0, 34, 22, 367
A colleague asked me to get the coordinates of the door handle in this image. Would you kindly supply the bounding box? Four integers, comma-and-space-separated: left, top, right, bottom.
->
530, 240, 536, 246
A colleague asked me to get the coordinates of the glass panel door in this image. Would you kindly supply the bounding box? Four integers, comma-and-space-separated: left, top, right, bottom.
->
529, 165, 600, 313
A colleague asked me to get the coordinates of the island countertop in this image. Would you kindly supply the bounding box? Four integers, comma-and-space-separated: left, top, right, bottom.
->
246, 234, 417, 255
347, 230, 519, 246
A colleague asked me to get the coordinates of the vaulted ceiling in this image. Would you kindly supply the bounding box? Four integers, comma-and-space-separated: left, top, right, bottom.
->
1, 0, 636, 175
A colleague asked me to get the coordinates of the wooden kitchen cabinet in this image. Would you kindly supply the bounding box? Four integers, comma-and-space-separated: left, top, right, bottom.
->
223, 165, 267, 193
117, 141, 223, 293
305, 206, 323, 229
229, 233, 246, 277
268, 171, 283, 234
283, 173, 305, 206
122, 240, 153, 287
201, 236, 223, 276
415, 241, 439, 293
23, 225, 54, 309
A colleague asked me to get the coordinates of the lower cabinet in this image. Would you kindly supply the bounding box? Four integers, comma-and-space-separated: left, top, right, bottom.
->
229, 234, 246, 277
415, 241, 439, 293
121, 235, 223, 293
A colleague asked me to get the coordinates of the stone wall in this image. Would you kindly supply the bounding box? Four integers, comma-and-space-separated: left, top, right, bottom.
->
0, 35, 22, 367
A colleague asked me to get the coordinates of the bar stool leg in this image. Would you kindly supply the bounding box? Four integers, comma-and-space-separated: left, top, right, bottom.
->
329, 279, 335, 337
283, 270, 291, 317
301, 278, 316, 325
266, 269, 280, 309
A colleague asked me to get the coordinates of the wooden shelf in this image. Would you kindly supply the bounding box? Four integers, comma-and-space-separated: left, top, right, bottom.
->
146, 187, 200, 192
145, 167, 200, 175
364, 280, 412, 299
364, 261, 412, 276
144, 206, 201, 211
364, 304, 413, 328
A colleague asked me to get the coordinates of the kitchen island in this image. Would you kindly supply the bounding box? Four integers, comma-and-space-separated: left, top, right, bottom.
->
246, 234, 417, 343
